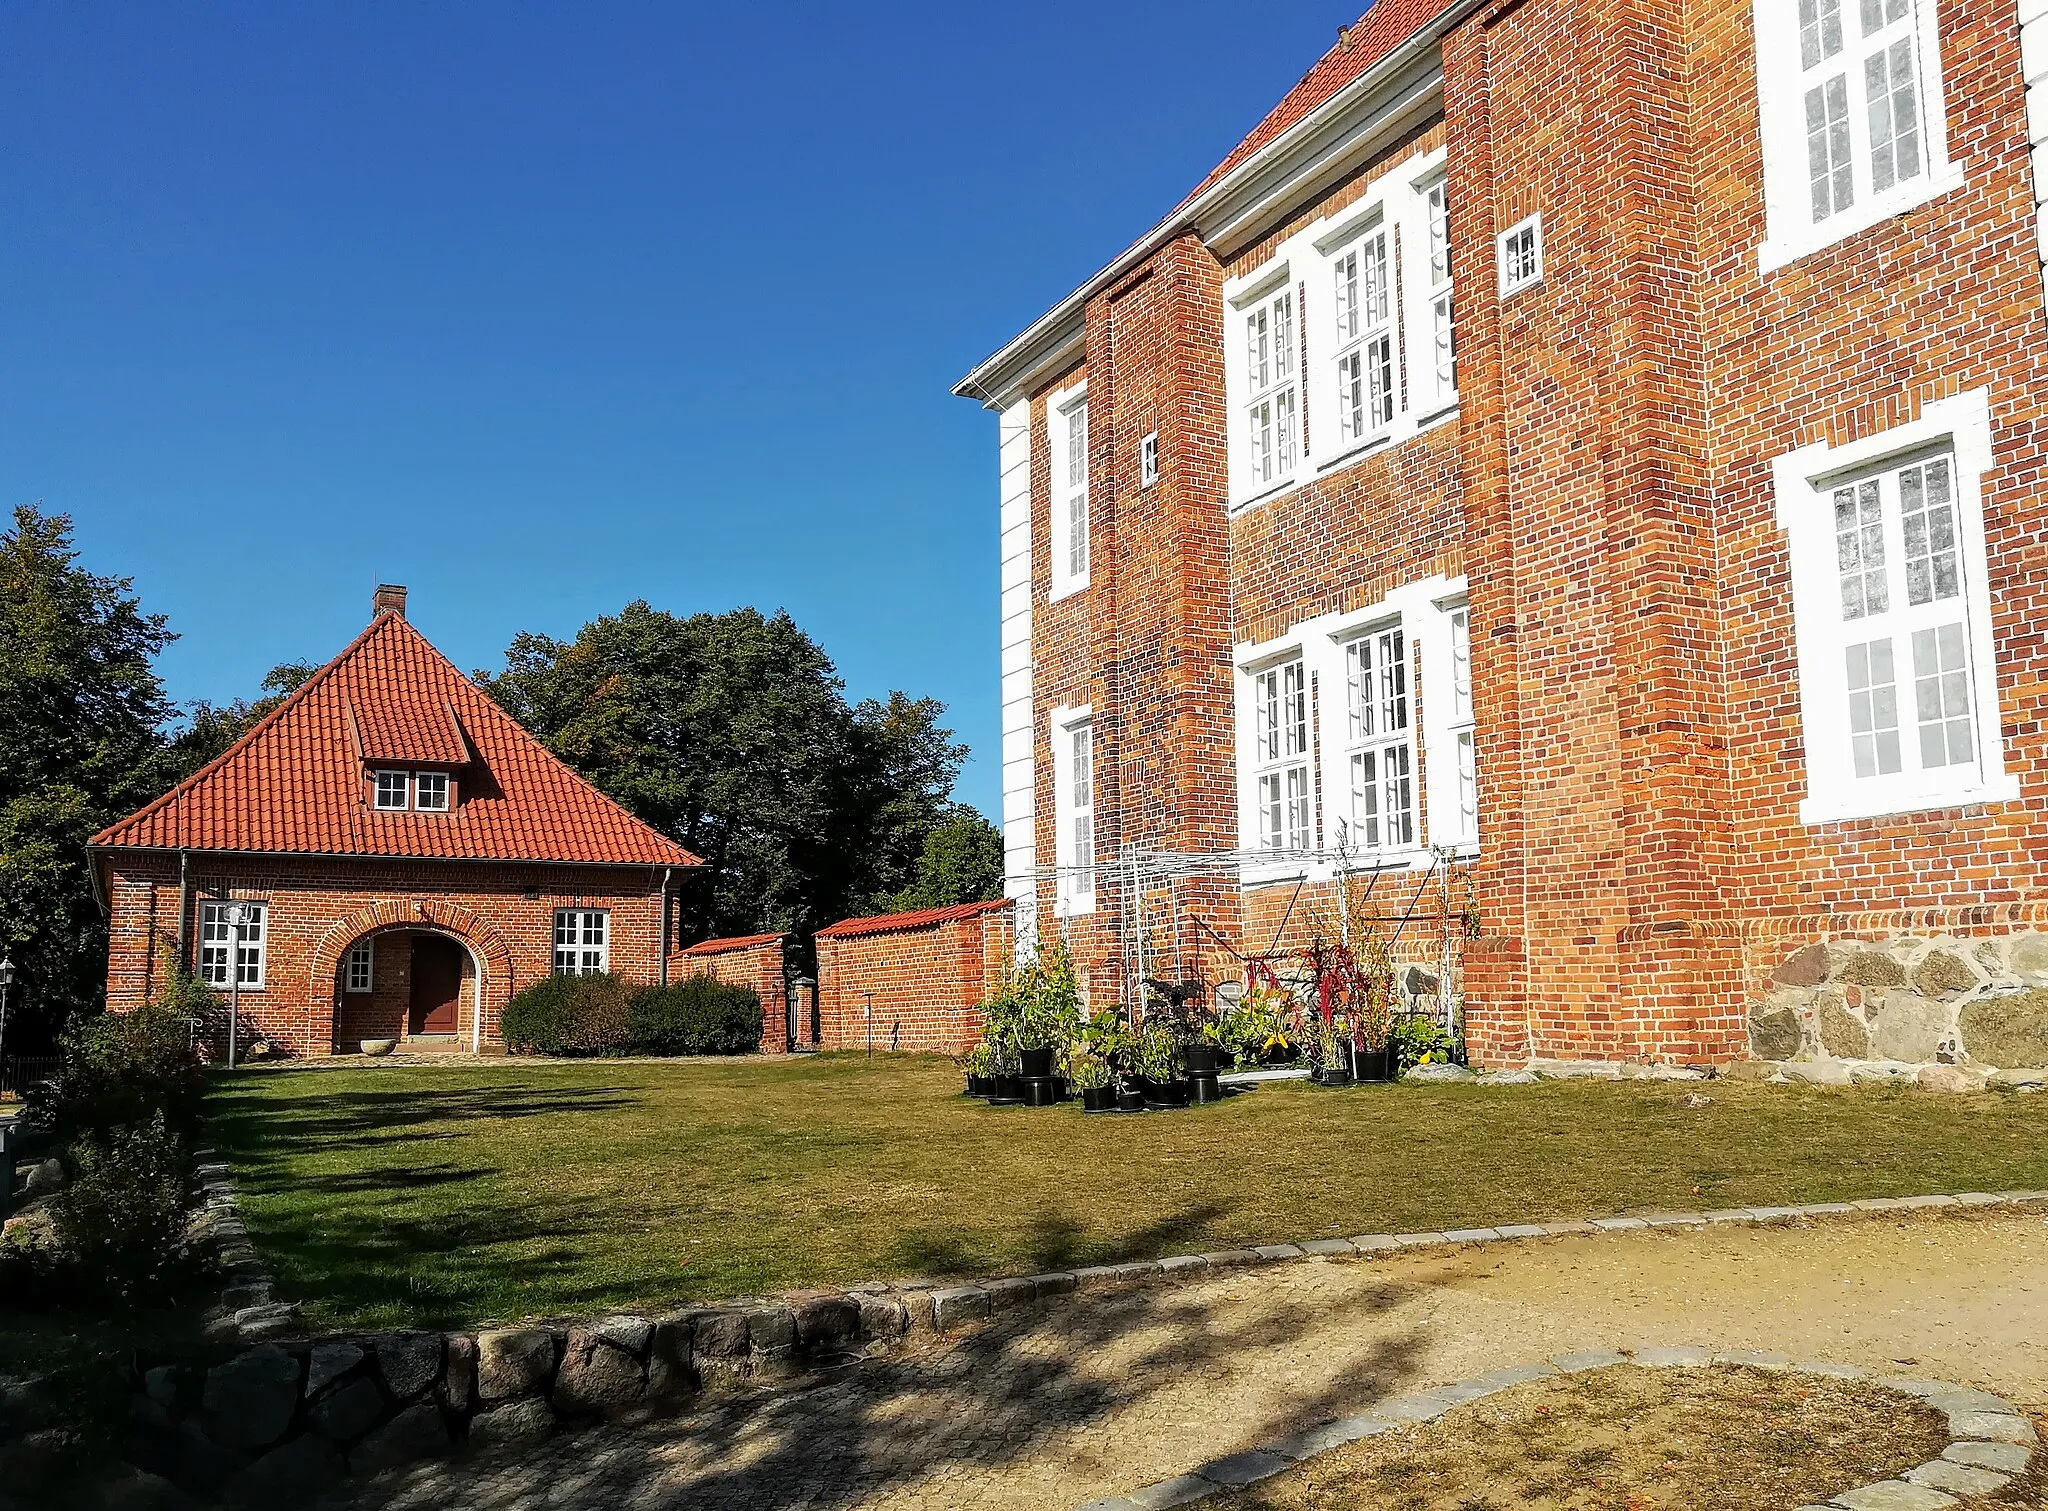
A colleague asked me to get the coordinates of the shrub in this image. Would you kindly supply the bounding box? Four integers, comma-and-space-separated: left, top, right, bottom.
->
1394, 1014, 1460, 1073
502, 973, 633, 1056
628, 976, 764, 1056
29, 994, 208, 1148
51, 1111, 200, 1305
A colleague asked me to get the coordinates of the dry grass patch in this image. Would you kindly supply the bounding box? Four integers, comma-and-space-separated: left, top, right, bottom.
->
1216, 1366, 1947, 1511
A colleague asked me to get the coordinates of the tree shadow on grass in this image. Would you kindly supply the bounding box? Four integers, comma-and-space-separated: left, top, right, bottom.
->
890, 1203, 1233, 1283
326, 1210, 1438, 1511
209, 1080, 640, 1152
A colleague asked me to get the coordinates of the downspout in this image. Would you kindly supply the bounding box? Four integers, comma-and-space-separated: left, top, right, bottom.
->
177, 851, 192, 973
658, 867, 674, 986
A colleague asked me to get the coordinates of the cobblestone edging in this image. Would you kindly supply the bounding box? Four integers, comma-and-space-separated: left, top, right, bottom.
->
192, 1147, 303, 1341
142, 1185, 2048, 1504
1070, 1351, 2042, 1511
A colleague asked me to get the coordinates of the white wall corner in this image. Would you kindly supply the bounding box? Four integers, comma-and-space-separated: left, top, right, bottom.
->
997, 400, 1036, 929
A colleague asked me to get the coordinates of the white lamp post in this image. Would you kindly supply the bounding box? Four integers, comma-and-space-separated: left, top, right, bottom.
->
223, 904, 249, 1071
0, 955, 15, 1073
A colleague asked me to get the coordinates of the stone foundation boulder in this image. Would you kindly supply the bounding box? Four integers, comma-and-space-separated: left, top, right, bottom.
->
1747, 1002, 1803, 1061
1868, 993, 1946, 1064
1958, 990, 2048, 1071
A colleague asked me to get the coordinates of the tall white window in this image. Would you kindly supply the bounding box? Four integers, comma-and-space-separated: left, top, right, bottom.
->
1421, 175, 1456, 405
1331, 226, 1396, 446
1241, 285, 1298, 495
1049, 383, 1089, 599
1053, 709, 1095, 915
1775, 391, 2013, 824
344, 938, 374, 993
553, 909, 609, 975
1753, 0, 1953, 270
1253, 658, 1313, 853
199, 900, 267, 990
1338, 628, 1416, 853
1446, 607, 1479, 843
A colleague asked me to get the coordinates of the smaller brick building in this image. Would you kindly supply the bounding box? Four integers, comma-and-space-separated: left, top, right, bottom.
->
814, 901, 1013, 1055
91, 586, 699, 1057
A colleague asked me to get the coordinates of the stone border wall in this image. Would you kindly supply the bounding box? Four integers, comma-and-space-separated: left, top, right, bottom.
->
128, 1185, 2048, 1504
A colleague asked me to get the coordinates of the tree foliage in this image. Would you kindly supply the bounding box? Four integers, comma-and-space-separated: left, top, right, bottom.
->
164, 660, 318, 775
0, 506, 178, 1044
480, 602, 972, 940
889, 806, 1005, 912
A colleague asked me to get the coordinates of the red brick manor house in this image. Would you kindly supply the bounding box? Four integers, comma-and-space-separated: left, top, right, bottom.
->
956, 0, 2048, 1070
91, 587, 700, 1057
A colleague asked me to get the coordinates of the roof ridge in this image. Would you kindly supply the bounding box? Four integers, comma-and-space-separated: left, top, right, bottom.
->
90, 614, 392, 848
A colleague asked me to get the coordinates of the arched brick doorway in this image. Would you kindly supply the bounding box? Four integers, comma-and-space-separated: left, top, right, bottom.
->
328, 925, 483, 1054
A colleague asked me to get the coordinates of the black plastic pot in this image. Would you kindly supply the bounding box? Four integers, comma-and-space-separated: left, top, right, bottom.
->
1312, 1066, 1355, 1088
966, 1074, 993, 1098
1081, 1086, 1117, 1112
1023, 1076, 1062, 1107
1144, 1077, 1190, 1109
994, 1074, 1025, 1101
1188, 1073, 1224, 1104
1354, 1046, 1394, 1083
1181, 1044, 1222, 1077
1019, 1046, 1055, 1079
1116, 1080, 1146, 1112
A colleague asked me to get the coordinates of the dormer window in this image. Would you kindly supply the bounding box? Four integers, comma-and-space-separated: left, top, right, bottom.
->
372, 769, 454, 812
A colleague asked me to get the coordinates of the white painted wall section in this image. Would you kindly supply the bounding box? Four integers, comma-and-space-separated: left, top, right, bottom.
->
997, 401, 1038, 948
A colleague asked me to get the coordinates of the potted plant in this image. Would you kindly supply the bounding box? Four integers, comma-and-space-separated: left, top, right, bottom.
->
1307, 1013, 1354, 1088
962, 1041, 997, 1097
1137, 1024, 1185, 1107
1352, 939, 1396, 1084
1070, 1052, 1115, 1112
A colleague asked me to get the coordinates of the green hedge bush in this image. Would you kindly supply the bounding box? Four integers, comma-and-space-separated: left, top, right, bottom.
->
502, 973, 633, 1056
628, 976, 764, 1056
503, 973, 762, 1057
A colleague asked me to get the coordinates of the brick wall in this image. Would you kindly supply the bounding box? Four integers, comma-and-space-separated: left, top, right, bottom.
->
102, 854, 666, 1058
814, 903, 1013, 1055
993, 0, 2048, 1068
671, 933, 791, 1054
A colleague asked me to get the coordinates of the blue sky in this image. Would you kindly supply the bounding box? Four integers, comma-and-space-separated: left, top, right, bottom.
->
1, 2, 1362, 817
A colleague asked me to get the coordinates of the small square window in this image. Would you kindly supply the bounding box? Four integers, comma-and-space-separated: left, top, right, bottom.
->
414, 772, 450, 811
1497, 215, 1544, 296
373, 770, 410, 809
344, 938, 374, 993
1140, 432, 1159, 488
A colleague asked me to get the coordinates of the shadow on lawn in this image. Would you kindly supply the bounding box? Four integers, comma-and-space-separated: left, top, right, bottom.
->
209, 1078, 639, 1153
331, 1215, 1432, 1511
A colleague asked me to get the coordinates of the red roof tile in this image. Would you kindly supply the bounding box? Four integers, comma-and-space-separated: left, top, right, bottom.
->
677, 932, 788, 957
1175, 0, 1461, 215
814, 900, 1012, 941
92, 611, 699, 869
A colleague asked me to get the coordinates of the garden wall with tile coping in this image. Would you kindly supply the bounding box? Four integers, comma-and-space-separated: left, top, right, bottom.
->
121, 1185, 2048, 1505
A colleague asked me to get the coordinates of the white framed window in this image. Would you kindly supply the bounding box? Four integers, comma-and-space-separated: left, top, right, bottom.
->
1048, 382, 1089, 600
373, 770, 411, 810
553, 909, 610, 975
199, 900, 267, 991
344, 937, 374, 994
1335, 626, 1417, 855
1140, 431, 1159, 489
1751, 0, 1958, 272
1229, 274, 1299, 505
1774, 388, 2014, 824
1330, 221, 1398, 450
1051, 706, 1095, 915
1252, 656, 1314, 854
414, 772, 450, 811
1497, 215, 1543, 296
1418, 173, 1457, 411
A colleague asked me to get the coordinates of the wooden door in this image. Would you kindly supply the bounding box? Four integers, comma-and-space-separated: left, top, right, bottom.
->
409, 935, 463, 1035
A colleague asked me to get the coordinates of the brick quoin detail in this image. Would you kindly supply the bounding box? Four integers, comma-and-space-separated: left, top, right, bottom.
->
959, 0, 2048, 1067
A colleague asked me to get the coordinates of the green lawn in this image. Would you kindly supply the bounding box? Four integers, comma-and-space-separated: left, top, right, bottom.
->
206, 1054, 2048, 1332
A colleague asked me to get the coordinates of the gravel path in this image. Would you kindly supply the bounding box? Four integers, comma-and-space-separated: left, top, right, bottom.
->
330, 1208, 2048, 1511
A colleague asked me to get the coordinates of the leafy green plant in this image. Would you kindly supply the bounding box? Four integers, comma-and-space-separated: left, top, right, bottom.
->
1134, 1024, 1176, 1082
627, 976, 763, 1055
30, 989, 208, 1148
1219, 982, 1295, 1068
1394, 1014, 1460, 1072
962, 1041, 996, 1076
50, 1111, 200, 1306
1077, 1008, 1133, 1068
975, 942, 1083, 1067
503, 972, 633, 1056
1068, 1052, 1112, 1092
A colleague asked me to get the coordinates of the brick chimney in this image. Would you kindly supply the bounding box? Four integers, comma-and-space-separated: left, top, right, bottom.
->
372, 584, 409, 620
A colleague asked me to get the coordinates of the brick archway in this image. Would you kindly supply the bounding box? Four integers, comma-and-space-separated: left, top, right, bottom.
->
310, 898, 518, 1051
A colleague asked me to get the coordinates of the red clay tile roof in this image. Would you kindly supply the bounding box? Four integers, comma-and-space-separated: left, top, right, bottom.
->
92, 611, 699, 869
677, 932, 788, 957
1174, 0, 1461, 214
814, 900, 1013, 941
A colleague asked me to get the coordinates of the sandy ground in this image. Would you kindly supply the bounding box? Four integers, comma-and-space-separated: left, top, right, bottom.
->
335, 1208, 2048, 1511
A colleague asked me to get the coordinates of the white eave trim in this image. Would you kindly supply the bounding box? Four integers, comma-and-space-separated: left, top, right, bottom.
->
951, 0, 1476, 412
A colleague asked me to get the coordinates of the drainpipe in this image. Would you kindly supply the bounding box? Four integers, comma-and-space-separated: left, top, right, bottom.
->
658, 867, 674, 986
177, 851, 192, 973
